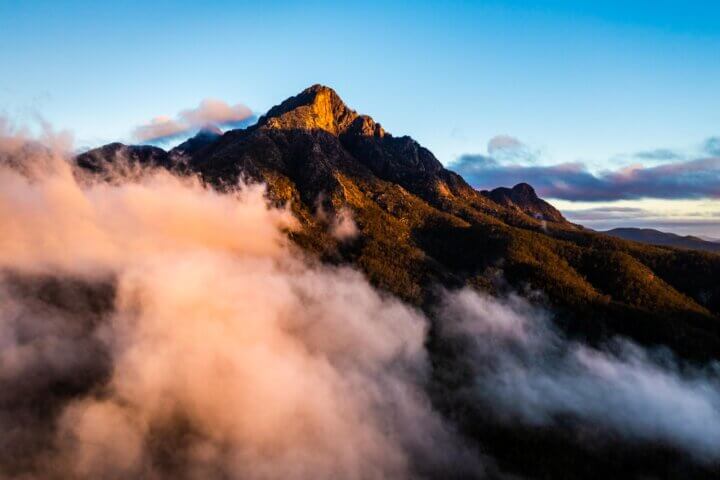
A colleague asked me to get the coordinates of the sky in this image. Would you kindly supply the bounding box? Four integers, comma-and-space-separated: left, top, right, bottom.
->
0, 0, 718, 235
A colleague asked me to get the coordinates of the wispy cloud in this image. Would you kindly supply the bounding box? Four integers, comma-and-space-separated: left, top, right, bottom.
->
132, 99, 255, 142
560, 206, 650, 222
487, 134, 524, 153
438, 290, 720, 462
704, 137, 720, 156
634, 148, 684, 161
551, 198, 720, 236
486, 134, 540, 163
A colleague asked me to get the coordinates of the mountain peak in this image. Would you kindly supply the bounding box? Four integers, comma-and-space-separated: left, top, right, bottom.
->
303, 83, 337, 95
259, 84, 384, 137
197, 123, 223, 136
171, 125, 222, 156
483, 182, 566, 223
511, 182, 536, 197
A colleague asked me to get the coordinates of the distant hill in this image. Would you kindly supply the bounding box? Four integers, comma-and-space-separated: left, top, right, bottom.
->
603, 227, 720, 253
699, 235, 720, 243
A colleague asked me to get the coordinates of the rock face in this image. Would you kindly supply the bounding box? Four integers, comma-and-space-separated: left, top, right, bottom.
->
174, 84, 500, 216
483, 182, 566, 223
259, 84, 362, 135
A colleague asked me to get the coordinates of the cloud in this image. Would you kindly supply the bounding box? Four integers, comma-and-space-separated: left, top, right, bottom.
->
704, 137, 720, 156
486, 134, 539, 164
330, 207, 359, 241
562, 206, 720, 231
450, 154, 720, 201
559, 206, 651, 222
179, 99, 252, 126
132, 99, 254, 142
634, 148, 684, 161
131, 115, 185, 142
0, 128, 479, 479
487, 134, 524, 154
549, 197, 720, 236
437, 290, 720, 462
315, 199, 359, 242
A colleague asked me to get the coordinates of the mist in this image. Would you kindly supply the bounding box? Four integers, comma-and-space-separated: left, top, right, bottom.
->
1, 122, 720, 479
0, 130, 476, 479
438, 290, 720, 462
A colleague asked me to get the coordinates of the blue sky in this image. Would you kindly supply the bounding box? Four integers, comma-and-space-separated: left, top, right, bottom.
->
1, 1, 719, 234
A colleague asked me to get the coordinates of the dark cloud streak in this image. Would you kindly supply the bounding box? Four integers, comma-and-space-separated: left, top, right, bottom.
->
451, 154, 720, 201
634, 148, 684, 161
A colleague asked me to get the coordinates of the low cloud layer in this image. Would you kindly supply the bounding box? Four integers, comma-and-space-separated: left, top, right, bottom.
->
560, 205, 650, 222
451, 154, 720, 201
133, 99, 254, 142
438, 291, 720, 461
0, 128, 477, 479
550, 197, 720, 236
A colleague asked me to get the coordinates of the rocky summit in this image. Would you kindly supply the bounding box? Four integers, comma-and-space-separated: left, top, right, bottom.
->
482, 182, 567, 223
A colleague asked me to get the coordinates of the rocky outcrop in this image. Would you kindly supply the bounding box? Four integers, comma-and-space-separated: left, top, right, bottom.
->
483, 182, 566, 223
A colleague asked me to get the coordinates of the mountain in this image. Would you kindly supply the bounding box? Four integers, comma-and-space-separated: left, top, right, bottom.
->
76, 142, 172, 172
603, 227, 720, 253
481, 182, 566, 222
79, 85, 720, 339
74, 85, 720, 479
78, 83, 720, 357
172, 124, 223, 155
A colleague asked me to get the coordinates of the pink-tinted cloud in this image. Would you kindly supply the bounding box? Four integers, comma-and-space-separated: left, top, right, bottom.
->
0, 130, 478, 478
132, 115, 184, 142
179, 98, 252, 126
132, 99, 254, 142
